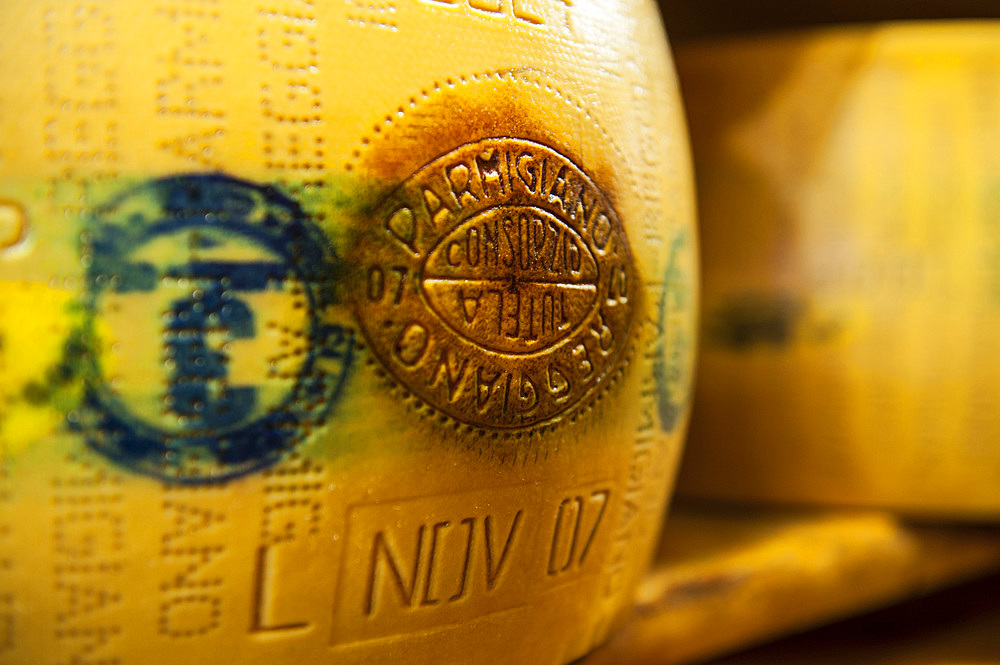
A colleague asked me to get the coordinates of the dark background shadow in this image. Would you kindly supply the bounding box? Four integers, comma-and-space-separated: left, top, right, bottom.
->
706, 569, 1000, 664
658, 0, 1000, 41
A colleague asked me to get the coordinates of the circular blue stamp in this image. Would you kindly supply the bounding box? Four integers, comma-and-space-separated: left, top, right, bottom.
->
78, 174, 353, 483
654, 228, 695, 433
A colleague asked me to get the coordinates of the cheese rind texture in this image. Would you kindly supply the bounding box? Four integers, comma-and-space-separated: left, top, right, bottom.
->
0, 2, 697, 664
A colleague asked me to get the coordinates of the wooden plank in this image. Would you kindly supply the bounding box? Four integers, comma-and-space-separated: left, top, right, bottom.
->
583, 503, 1000, 665
702, 569, 1000, 664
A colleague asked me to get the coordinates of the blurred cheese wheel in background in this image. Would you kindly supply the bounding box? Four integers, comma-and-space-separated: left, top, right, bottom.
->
675, 22, 1000, 519
0, 2, 697, 664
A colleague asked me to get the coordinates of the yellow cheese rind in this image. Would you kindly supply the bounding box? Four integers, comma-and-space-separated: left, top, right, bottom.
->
0, 1, 696, 664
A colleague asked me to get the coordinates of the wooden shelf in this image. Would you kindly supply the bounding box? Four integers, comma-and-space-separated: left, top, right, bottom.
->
584, 502, 1000, 665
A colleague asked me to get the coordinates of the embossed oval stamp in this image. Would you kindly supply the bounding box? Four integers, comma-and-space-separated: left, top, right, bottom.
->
78, 174, 353, 482
354, 138, 635, 429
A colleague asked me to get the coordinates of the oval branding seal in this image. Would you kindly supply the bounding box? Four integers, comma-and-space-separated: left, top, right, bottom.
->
354, 138, 635, 429
78, 174, 354, 482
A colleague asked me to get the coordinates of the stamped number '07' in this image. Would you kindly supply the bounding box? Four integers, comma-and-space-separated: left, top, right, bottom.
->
367, 266, 408, 305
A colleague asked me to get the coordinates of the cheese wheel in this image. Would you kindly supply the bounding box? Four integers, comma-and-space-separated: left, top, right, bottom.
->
0, 2, 697, 664
676, 23, 1000, 518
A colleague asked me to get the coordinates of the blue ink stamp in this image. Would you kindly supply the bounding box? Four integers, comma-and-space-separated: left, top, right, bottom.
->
79, 174, 353, 483
654, 229, 695, 433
